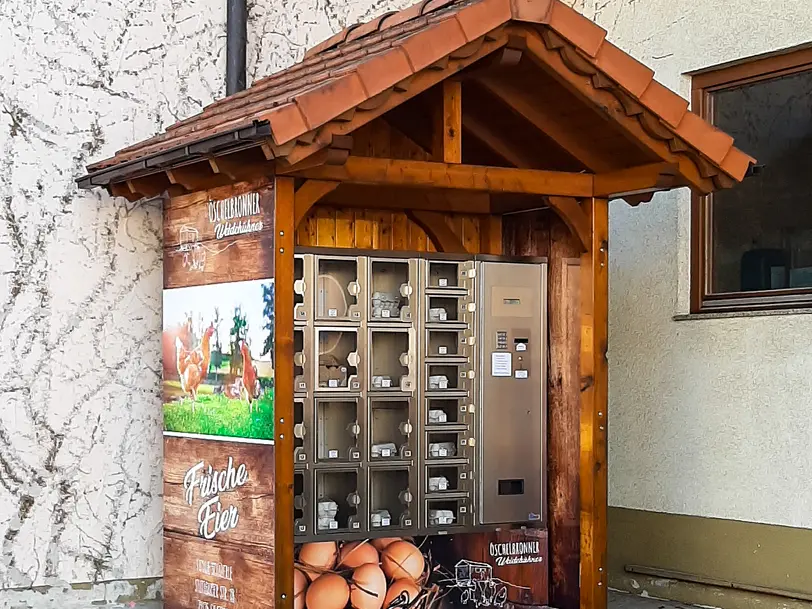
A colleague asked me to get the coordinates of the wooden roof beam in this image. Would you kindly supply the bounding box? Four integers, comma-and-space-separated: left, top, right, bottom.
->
593, 162, 681, 199
407, 209, 468, 253
323, 185, 492, 214
279, 156, 594, 198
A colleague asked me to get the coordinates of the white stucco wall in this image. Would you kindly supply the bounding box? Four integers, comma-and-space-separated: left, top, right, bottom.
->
579, 0, 812, 529
2, 0, 809, 605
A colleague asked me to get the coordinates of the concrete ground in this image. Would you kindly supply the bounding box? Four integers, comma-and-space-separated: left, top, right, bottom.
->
610, 589, 705, 609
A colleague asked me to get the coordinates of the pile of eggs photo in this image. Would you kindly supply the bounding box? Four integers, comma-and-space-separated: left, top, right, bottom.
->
296, 538, 425, 609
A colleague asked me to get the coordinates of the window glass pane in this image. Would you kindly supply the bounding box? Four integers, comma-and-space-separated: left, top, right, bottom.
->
709, 68, 812, 294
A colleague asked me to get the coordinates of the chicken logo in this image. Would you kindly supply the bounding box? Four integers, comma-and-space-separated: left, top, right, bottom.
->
175, 324, 215, 409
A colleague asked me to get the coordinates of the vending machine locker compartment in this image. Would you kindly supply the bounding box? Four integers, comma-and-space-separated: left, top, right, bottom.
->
294, 470, 310, 536
425, 431, 470, 460
426, 397, 471, 426
369, 258, 415, 322
425, 363, 472, 394
294, 398, 310, 465
294, 328, 311, 395
316, 255, 363, 322
425, 497, 471, 529
368, 468, 415, 530
294, 254, 313, 323
369, 398, 414, 461
368, 329, 414, 392
315, 469, 363, 534
425, 464, 471, 494
316, 398, 362, 462
425, 260, 469, 291
316, 328, 361, 391
426, 329, 472, 360
425, 295, 466, 323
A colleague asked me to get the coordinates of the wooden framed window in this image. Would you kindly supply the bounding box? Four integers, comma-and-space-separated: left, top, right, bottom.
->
691, 45, 812, 312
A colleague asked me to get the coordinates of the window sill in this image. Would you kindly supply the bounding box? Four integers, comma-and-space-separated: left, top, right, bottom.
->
674, 307, 812, 321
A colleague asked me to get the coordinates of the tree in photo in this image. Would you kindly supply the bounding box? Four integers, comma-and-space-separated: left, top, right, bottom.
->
229, 305, 248, 377
261, 281, 275, 366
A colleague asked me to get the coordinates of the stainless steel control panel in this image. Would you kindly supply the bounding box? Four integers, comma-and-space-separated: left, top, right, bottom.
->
478, 261, 546, 525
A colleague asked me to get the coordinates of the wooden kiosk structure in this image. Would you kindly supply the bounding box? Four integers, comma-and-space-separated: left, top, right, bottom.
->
78, 2, 752, 609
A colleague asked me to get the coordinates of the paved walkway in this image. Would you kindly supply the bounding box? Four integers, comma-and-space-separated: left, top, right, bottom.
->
610, 590, 703, 609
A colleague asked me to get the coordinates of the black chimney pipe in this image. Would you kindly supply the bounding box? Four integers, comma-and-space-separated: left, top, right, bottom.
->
226, 0, 247, 95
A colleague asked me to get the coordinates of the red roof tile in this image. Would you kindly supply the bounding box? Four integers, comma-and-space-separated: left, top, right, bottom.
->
81, 0, 754, 188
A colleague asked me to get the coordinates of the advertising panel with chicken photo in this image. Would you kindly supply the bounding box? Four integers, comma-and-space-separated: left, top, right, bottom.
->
162, 278, 275, 441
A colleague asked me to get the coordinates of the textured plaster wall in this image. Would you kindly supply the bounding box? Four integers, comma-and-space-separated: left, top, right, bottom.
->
575, 0, 812, 529
2, 0, 808, 605
0, 0, 427, 604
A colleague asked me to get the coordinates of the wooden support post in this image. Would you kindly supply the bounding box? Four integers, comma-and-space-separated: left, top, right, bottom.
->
479, 213, 503, 254
274, 176, 296, 609
434, 80, 462, 163
579, 197, 609, 609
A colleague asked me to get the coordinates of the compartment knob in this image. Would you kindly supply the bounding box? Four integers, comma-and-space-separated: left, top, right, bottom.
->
346, 492, 361, 506
347, 422, 361, 436
398, 490, 413, 504
347, 281, 361, 296
293, 423, 306, 439
399, 283, 413, 297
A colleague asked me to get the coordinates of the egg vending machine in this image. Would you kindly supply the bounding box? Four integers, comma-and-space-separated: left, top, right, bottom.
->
292, 249, 550, 609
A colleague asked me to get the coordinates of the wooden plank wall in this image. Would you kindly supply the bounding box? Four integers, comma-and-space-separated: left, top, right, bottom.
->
504, 210, 583, 609
296, 206, 484, 253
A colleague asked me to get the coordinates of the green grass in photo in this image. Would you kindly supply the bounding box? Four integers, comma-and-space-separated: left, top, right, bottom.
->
163, 387, 274, 440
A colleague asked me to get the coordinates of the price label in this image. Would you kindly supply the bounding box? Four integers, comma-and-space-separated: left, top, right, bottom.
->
438, 346, 448, 355
328, 379, 338, 388
438, 480, 448, 490
328, 308, 337, 317
382, 310, 390, 318
329, 521, 339, 529
439, 310, 447, 321
382, 378, 391, 388
381, 448, 391, 457
381, 518, 391, 526
328, 450, 338, 459
439, 278, 448, 287
439, 448, 448, 457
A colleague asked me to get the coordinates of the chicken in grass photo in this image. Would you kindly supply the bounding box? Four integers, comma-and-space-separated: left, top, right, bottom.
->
175, 324, 215, 409
239, 340, 263, 413
162, 278, 275, 441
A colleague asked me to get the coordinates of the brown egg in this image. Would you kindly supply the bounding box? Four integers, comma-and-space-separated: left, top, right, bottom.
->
294, 568, 308, 609
305, 573, 350, 609
299, 542, 338, 580
339, 541, 379, 569
370, 537, 400, 552
381, 541, 424, 581
350, 564, 387, 609
383, 579, 421, 608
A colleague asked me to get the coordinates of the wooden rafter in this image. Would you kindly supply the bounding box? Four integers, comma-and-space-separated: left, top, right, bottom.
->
547, 196, 589, 252
520, 27, 716, 194
166, 164, 231, 192
477, 76, 614, 172
462, 113, 537, 169
279, 156, 595, 198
